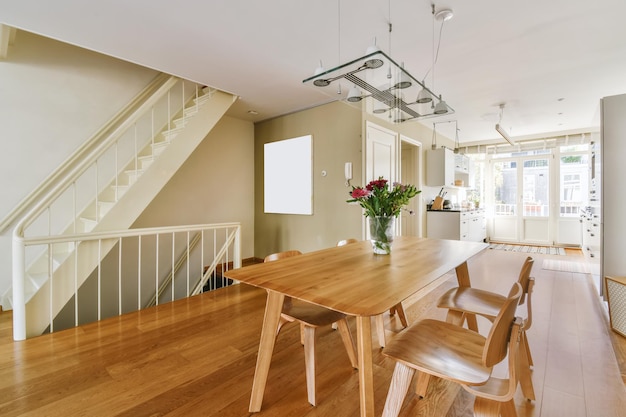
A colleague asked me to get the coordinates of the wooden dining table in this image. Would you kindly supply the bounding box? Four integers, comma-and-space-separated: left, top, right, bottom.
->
223, 236, 488, 417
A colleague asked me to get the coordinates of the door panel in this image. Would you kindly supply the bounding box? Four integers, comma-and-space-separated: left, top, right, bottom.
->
365, 122, 397, 238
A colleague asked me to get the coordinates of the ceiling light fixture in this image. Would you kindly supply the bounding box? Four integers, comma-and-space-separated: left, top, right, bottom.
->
303, 4, 453, 124
495, 104, 515, 145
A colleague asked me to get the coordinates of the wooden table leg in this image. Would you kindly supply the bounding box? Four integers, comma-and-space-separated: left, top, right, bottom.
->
356, 316, 375, 417
249, 290, 285, 412
455, 261, 478, 331
455, 261, 472, 287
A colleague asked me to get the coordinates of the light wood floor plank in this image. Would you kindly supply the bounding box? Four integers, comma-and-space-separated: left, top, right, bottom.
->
0, 250, 625, 416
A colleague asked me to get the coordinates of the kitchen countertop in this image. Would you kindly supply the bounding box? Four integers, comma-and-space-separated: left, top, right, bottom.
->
427, 208, 484, 213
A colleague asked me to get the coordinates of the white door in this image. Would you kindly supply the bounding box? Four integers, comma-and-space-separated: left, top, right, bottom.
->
365, 122, 397, 237
365, 122, 397, 184
490, 154, 551, 244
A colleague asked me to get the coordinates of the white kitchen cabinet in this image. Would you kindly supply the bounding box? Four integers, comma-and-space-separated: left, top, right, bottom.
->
426, 148, 455, 186
427, 209, 486, 242
427, 148, 472, 187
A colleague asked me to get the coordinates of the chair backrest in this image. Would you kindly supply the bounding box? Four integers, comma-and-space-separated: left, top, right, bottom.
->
336, 238, 358, 247
482, 282, 523, 368
264, 250, 302, 263
464, 316, 524, 402
517, 257, 534, 305
516, 256, 535, 331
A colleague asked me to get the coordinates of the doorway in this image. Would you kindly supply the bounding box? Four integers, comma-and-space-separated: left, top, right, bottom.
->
487, 144, 589, 246
364, 122, 422, 238
489, 152, 551, 244
400, 136, 422, 237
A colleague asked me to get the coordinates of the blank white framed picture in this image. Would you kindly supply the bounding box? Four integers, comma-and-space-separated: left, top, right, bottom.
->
264, 135, 313, 215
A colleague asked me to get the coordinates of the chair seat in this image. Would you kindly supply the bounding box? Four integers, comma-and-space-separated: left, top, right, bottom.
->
282, 299, 347, 327
383, 318, 491, 386
437, 286, 505, 320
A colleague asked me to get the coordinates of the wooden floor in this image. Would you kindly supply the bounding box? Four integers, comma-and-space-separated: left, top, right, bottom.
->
1, 249, 625, 416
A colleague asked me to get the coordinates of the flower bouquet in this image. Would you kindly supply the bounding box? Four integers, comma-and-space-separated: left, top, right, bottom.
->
347, 177, 420, 254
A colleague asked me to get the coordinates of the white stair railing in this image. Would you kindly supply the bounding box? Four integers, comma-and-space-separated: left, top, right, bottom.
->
13, 223, 241, 340
7, 74, 235, 341
5, 76, 214, 311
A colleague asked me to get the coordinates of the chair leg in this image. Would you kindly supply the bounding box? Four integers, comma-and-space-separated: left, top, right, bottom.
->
394, 303, 408, 328
300, 322, 306, 345
415, 371, 432, 398
382, 362, 415, 417
522, 330, 534, 367
375, 314, 386, 348
303, 325, 317, 406
473, 397, 504, 417
336, 318, 358, 369
519, 331, 536, 401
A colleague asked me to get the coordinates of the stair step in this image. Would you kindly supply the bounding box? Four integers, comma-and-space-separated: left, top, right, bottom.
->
152, 140, 170, 155
173, 116, 189, 129
112, 184, 130, 198
124, 168, 144, 185
98, 200, 115, 218
161, 126, 183, 142
79, 217, 97, 233
28, 272, 50, 290
27, 242, 75, 275
138, 155, 154, 170
183, 105, 200, 118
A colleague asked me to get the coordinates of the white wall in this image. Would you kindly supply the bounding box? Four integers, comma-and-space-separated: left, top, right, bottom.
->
0, 29, 156, 299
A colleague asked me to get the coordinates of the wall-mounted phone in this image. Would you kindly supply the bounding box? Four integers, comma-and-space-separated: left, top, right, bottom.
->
344, 162, 352, 187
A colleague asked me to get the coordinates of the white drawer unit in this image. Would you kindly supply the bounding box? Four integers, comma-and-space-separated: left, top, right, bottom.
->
581, 208, 601, 261
427, 209, 486, 242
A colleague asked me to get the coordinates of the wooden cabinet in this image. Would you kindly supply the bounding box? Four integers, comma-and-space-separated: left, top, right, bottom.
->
427, 209, 486, 242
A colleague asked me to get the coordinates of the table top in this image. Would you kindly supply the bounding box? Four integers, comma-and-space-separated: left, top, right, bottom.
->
224, 237, 488, 317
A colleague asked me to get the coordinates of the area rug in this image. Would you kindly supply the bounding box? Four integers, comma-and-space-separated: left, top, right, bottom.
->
542, 259, 591, 273
488, 243, 566, 256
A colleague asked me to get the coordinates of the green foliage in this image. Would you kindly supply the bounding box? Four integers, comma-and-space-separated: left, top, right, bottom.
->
347, 177, 420, 218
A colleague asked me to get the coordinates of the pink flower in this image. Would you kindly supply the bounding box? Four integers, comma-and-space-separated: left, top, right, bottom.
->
351, 187, 370, 199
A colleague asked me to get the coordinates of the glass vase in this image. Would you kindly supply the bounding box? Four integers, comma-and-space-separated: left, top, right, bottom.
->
368, 216, 395, 255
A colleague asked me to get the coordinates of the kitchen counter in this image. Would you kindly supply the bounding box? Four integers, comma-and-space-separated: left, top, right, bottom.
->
427, 208, 483, 213
427, 208, 486, 242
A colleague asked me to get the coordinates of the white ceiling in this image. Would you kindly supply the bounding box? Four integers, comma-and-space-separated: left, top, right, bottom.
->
2, 0, 626, 143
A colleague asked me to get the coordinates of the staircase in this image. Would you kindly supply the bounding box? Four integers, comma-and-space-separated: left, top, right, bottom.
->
8, 76, 237, 339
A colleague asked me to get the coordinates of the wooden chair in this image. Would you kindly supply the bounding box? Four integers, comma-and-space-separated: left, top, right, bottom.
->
336, 238, 408, 348
460, 316, 524, 417
381, 282, 523, 417
264, 250, 358, 406
436, 256, 535, 400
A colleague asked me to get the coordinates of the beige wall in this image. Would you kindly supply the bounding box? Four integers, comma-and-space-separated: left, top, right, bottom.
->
254, 101, 364, 257
253, 103, 457, 257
